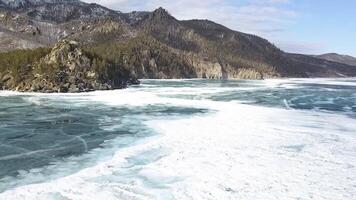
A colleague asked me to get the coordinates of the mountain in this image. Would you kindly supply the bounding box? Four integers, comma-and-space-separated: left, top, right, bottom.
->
0, 0, 130, 49
0, 0, 356, 92
315, 53, 356, 67
1, 0, 126, 22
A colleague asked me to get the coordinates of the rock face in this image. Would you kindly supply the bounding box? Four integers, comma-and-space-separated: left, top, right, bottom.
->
0, 39, 138, 92
1, 1, 356, 80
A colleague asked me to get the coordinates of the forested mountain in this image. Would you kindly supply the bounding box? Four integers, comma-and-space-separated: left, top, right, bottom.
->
0, 0, 356, 92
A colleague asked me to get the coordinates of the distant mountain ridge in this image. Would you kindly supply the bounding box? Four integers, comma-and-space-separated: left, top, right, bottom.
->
0, 0, 125, 22
0, 0, 355, 92
315, 53, 356, 67
0, 0, 80, 8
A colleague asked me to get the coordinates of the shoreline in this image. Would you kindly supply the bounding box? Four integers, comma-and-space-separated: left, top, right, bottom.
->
1, 77, 356, 95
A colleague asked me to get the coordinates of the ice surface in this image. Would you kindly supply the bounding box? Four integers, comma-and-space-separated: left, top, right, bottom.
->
0, 79, 356, 199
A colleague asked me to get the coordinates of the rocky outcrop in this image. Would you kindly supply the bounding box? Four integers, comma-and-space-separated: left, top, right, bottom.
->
192, 60, 223, 79
0, 39, 139, 92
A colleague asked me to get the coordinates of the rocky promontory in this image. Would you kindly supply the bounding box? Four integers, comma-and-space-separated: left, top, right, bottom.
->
0, 39, 139, 93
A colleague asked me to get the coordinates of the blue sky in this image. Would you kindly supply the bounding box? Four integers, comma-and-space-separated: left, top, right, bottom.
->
84, 0, 356, 56
277, 0, 356, 56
